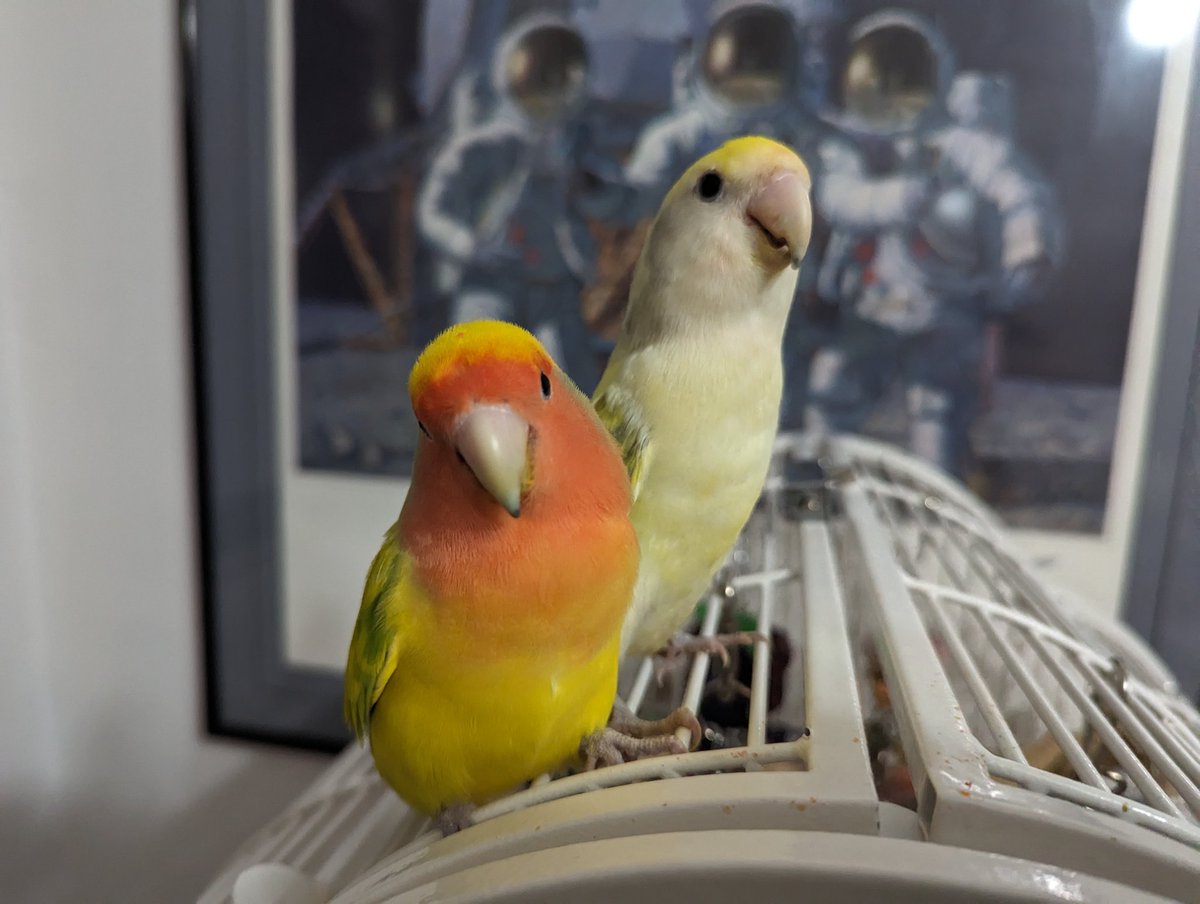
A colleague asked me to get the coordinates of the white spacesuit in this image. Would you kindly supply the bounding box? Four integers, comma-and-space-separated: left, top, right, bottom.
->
418, 13, 602, 392
806, 10, 1064, 477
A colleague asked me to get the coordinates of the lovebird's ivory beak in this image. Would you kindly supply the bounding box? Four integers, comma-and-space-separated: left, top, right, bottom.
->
747, 169, 813, 270
454, 403, 529, 517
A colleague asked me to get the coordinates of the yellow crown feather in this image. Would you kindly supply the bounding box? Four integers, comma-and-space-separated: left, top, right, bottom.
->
409, 320, 548, 400
667, 135, 811, 204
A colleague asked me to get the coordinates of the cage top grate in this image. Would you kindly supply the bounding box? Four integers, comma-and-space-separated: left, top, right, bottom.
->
202, 433, 1200, 904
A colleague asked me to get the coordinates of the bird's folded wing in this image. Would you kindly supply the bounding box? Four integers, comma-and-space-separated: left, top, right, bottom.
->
343, 527, 408, 742
593, 382, 654, 503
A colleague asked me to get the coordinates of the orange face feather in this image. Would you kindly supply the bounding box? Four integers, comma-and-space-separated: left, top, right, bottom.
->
400, 321, 636, 651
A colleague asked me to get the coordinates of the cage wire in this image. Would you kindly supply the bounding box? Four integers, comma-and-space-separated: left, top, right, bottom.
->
202, 433, 1200, 904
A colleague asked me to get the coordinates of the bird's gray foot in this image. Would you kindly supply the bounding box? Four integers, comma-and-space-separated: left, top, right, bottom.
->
655, 632, 767, 683
580, 725, 690, 771
609, 698, 702, 746
435, 802, 476, 837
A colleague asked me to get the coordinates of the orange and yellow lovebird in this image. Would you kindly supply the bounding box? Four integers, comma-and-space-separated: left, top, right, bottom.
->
343, 321, 652, 834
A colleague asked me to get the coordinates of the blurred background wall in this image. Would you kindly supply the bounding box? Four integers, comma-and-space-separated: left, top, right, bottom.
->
0, 3, 328, 901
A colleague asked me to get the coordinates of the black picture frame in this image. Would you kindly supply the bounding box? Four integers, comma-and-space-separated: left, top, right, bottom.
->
187, 0, 1200, 751
1121, 28, 1200, 705
187, 0, 347, 751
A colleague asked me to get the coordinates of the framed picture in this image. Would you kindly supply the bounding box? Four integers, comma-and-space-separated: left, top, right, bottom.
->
189, 0, 1200, 749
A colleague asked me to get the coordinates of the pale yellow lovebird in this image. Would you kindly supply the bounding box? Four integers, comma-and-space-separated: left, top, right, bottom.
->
595, 136, 813, 661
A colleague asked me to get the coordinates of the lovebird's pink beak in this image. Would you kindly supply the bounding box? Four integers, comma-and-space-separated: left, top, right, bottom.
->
746, 169, 813, 270
454, 403, 529, 518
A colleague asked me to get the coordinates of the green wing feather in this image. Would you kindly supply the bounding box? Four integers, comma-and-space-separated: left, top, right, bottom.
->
343, 526, 406, 743
593, 382, 653, 502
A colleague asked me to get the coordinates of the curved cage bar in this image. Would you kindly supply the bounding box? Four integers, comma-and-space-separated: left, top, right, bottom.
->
202, 434, 1200, 904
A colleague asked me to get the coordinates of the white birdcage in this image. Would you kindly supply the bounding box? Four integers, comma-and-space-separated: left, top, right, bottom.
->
201, 434, 1200, 904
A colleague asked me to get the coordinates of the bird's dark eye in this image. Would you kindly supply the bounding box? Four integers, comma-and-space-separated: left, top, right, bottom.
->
697, 170, 723, 201
540, 371, 552, 399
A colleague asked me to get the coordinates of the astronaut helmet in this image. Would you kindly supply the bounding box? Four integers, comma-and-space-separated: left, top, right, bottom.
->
699, 1, 800, 110
492, 13, 588, 124
837, 9, 954, 135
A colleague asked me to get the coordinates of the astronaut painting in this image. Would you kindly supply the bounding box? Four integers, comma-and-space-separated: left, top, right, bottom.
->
806, 12, 1066, 485
292, 0, 1165, 533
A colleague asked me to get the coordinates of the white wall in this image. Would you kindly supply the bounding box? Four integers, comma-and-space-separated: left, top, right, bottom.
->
0, 4, 328, 901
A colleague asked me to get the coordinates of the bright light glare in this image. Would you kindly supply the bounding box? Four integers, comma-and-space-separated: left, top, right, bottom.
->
1126, 0, 1199, 48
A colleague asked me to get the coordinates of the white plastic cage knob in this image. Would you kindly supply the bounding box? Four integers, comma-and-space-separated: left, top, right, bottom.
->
232, 863, 327, 904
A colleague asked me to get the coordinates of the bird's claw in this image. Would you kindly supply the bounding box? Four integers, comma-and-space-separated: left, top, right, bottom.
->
435, 802, 476, 837
609, 700, 702, 748
580, 726, 689, 771
655, 631, 768, 683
